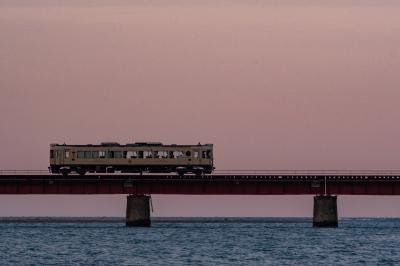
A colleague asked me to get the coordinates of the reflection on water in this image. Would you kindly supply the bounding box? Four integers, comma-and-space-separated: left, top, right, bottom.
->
0, 218, 400, 265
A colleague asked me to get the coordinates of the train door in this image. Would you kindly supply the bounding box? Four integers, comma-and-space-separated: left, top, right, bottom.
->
193, 149, 201, 164
55, 148, 64, 165
184, 150, 191, 167
63, 149, 70, 165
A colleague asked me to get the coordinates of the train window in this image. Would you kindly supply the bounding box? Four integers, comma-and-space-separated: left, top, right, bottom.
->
202, 151, 206, 159
50, 150, 54, 159
84, 151, 91, 158
99, 151, 106, 158
115, 151, 123, 158
186, 151, 191, 157
123, 151, 127, 158
77, 151, 85, 158
144, 151, 153, 158
173, 151, 183, 159
194, 152, 199, 158
92, 151, 99, 158
206, 150, 212, 159
108, 151, 115, 158
168, 151, 174, 159
65, 151, 70, 159
127, 151, 137, 158
157, 151, 168, 158
138, 151, 144, 159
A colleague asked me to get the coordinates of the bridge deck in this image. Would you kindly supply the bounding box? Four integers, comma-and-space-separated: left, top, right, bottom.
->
0, 174, 400, 195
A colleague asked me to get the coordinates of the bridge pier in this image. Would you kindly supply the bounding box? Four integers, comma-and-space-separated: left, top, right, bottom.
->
126, 195, 151, 227
313, 195, 338, 227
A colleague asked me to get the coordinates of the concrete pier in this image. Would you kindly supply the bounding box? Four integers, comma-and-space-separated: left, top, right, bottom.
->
313, 195, 338, 227
126, 195, 151, 227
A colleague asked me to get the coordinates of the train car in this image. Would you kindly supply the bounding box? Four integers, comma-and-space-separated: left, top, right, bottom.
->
49, 142, 214, 175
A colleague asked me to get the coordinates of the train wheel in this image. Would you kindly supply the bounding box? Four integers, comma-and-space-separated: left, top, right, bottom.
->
77, 169, 86, 176
176, 166, 187, 177
60, 167, 71, 176
106, 167, 115, 173
177, 172, 185, 177
195, 171, 203, 177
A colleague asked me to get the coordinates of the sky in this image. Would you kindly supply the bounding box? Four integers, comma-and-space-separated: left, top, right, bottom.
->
1, 0, 400, 217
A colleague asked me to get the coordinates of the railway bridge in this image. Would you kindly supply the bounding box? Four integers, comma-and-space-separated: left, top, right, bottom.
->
2, 170, 400, 227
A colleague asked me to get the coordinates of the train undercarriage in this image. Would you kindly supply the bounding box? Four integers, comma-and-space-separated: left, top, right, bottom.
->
50, 165, 213, 176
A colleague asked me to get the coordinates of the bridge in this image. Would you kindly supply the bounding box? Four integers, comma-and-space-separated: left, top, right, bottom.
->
2, 170, 400, 227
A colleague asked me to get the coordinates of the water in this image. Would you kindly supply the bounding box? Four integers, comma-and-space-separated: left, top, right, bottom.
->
0, 218, 399, 265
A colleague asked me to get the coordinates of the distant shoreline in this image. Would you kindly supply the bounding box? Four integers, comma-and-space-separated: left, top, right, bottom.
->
0, 217, 315, 223
0, 217, 397, 223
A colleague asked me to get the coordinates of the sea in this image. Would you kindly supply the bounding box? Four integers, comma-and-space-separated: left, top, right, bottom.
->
0, 217, 399, 265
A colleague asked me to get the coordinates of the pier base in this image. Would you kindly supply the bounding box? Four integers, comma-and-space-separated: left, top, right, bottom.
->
313, 195, 338, 227
126, 195, 151, 227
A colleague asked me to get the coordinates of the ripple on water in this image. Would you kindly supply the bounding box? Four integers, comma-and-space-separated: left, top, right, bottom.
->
0, 219, 400, 265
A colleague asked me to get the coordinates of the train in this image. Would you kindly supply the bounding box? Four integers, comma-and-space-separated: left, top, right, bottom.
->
49, 142, 214, 175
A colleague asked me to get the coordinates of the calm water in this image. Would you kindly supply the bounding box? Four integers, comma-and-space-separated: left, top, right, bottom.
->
0, 218, 399, 265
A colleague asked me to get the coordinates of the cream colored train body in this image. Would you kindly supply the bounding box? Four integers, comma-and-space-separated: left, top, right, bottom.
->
49, 142, 214, 175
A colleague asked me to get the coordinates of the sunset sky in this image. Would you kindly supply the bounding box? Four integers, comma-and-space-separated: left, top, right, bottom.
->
1, 0, 400, 217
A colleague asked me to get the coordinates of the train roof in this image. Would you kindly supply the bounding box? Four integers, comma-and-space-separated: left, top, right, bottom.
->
50, 142, 213, 148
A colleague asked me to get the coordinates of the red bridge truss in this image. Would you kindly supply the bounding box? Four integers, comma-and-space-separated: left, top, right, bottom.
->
1, 170, 400, 195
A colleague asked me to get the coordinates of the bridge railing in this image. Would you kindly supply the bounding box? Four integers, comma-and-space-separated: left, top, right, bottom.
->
1, 169, 400, 176
213, 170, 400, 176
0, 170, 51, 175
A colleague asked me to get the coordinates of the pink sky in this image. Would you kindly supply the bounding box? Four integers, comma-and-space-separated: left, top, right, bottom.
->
1, 0, 400, 217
